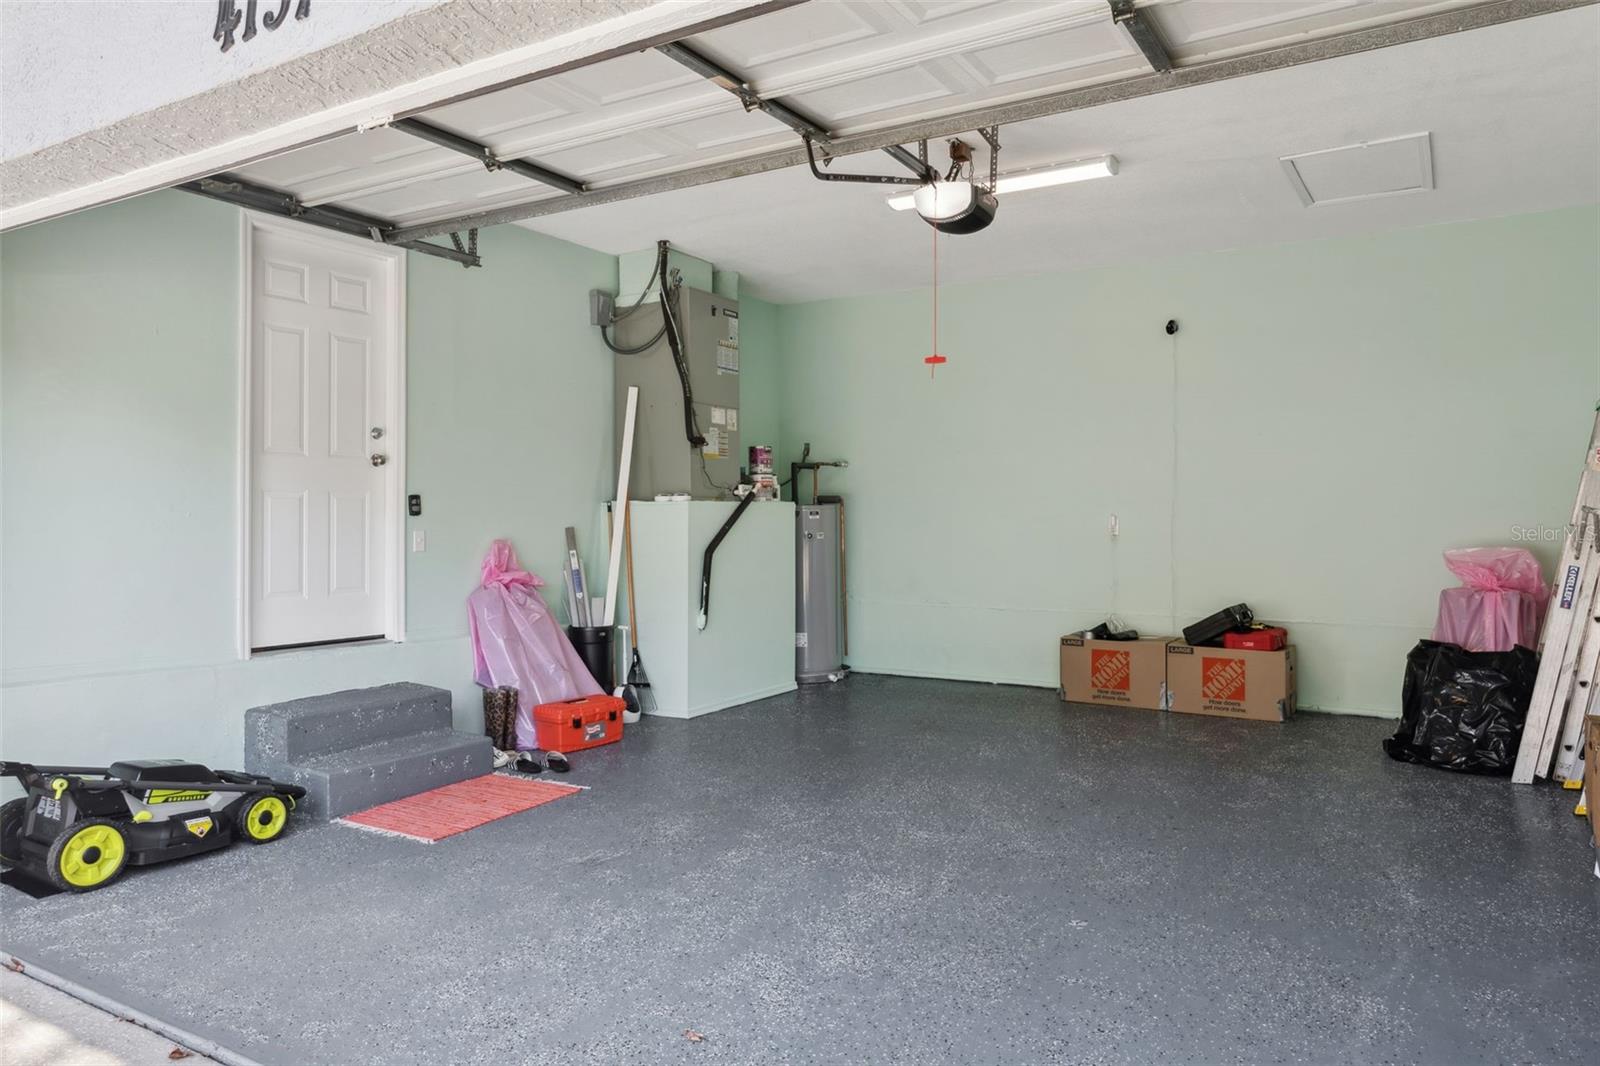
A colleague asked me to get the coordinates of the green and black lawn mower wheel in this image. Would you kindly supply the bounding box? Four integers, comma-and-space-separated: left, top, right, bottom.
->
236, 792, 290, 844
46, 818, 129, 892
0, 797, 26, 868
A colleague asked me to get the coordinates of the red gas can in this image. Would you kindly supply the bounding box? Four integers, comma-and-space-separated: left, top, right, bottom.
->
532, 694, 626, 753
1223, 626, 1288, 651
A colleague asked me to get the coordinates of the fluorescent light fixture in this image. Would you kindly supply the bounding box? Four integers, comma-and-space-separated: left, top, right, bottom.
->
887, 154, 1118, 211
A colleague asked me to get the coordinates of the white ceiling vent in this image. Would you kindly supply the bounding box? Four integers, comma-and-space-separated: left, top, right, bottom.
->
1280, 132, 1433, 207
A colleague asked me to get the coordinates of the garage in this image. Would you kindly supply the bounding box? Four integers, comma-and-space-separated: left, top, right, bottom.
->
1, 1, 1597, 1063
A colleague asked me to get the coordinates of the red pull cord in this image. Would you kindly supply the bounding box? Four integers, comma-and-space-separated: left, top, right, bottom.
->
924, 219, 946, 377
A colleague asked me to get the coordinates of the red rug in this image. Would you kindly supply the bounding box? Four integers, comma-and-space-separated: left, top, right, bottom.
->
336, 774, 583, 843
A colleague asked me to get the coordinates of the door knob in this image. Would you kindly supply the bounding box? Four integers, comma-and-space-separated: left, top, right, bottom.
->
370, 453, 388, 467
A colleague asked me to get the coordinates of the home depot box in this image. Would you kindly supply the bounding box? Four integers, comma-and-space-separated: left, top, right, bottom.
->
1165, 641, 1296, 722
1060, 636, 1173, 711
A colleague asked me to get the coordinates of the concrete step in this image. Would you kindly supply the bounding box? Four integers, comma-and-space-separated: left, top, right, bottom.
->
244, 683, 492, 821
246, 682, 451, 763
260, 729, 492, 822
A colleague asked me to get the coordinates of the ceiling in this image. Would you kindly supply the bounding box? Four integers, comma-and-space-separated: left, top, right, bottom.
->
230, 0, 1600, 302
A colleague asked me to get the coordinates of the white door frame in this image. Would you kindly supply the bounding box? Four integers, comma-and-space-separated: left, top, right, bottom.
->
235, 211, 407, 658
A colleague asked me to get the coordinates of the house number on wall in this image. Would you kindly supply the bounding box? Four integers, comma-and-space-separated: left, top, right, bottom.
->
214, 0, 311, 53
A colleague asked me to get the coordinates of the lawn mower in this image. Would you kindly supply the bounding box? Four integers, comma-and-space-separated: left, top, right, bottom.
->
0, 759, 306, 892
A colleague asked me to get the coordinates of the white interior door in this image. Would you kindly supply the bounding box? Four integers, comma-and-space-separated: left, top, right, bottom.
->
249, 225, 395, 649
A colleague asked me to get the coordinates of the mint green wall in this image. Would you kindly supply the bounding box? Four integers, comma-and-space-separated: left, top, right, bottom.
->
736, 294, 782, 472
1, 191, 618, 772
403, 222, 617, 640
4, 191, 1595, 768
3, 191, 240, 676
774, 207, 1600, 715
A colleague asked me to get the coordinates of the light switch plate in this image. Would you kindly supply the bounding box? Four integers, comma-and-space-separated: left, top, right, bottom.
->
412, 530, 426, 552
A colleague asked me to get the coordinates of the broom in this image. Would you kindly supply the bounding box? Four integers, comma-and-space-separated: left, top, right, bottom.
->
620, 502, 653, 720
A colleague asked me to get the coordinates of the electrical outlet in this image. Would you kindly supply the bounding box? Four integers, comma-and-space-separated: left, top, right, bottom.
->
1108, 514, 1120, 537
412, 530, 426, 552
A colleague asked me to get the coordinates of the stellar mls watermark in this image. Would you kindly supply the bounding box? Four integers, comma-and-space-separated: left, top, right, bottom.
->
1509, 524, 1563, 542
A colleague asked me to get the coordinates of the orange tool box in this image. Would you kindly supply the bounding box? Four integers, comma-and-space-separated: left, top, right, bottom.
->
532, 694, 625, 753
1223, 626, 1288, 651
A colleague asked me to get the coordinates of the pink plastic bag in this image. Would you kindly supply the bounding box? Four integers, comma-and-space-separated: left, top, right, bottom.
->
467, 540, 601, 749
1440, 547, 1548, 601
1431, 547, 1547, 652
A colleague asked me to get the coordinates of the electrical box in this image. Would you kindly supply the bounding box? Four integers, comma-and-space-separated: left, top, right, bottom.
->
613, 288, 740, 499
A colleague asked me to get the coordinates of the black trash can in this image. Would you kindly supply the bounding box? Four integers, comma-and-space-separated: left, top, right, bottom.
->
567, 625, 615, 693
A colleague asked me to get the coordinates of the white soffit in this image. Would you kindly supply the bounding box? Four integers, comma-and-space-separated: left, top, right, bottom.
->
1281, 133, 1434, 206
0, 0, 441, 161
0, 0, 783, 229
227, 0, 1489, 231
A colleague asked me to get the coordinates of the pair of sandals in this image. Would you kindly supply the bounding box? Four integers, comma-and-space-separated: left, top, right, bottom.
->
493, 748, 570, 775
515, 751, 569, 775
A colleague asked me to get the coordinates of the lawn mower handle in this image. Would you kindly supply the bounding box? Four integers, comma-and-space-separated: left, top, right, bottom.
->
0, 761, 306, 799
1, 761, 109, 778
70, 777, 309, 799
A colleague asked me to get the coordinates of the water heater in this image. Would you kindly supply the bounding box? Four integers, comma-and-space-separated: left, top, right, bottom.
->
796, 503, 844, 683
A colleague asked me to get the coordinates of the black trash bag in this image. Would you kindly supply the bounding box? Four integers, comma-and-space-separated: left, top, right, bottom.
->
1383, 640, 1539, 774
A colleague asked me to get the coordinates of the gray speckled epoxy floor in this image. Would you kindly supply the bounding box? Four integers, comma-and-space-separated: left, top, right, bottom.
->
2, 675, 1596, 1065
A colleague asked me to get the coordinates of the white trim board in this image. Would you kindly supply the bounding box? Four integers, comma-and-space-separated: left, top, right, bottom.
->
236, 210, 407, 659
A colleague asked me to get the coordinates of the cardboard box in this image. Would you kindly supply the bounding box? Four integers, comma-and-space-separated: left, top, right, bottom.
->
1165, 641, 1296, 722
1060, 636, 1173, 711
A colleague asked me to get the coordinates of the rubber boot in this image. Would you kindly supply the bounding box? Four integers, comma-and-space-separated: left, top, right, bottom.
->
498, 686, 520, 751
481, 687, 508, 751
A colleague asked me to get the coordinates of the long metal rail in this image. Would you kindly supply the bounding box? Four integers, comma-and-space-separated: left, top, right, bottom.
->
182, 175, 482, 267
387, 0, 1592, 245
391, 118, 586, 196
160, 0, 810, 264
654, 39, 936, 182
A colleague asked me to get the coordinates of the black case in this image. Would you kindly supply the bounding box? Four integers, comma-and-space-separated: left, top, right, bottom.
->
1183, 603, 1254, 646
